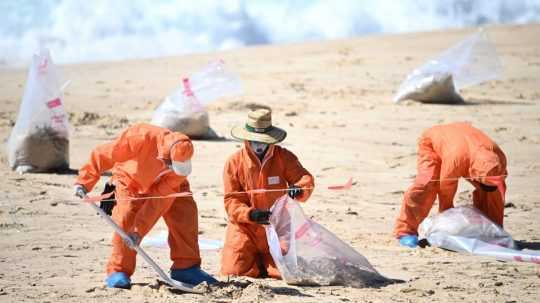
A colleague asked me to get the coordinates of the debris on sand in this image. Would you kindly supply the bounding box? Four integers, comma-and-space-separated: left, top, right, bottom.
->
194, 280, 274, 302
287, 257, 390, 288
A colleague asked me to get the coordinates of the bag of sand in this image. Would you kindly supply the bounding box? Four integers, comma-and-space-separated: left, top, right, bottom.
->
394, 29, 501, 104
265, 195, 389, 287
7, 49, 70, 173
151, 60, 242, 138
420, 206, 540, 264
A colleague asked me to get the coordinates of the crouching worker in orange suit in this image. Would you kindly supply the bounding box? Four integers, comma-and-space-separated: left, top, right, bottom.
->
394, 122, 508, 248
73, 123, 217, 288
221, 109, 315, 278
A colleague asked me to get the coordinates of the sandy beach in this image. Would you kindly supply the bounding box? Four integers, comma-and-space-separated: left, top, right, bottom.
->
1, 24, 539, 302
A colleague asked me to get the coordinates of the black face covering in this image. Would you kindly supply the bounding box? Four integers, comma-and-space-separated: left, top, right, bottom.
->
479, 182, 498, 192
249, 141, 269, 161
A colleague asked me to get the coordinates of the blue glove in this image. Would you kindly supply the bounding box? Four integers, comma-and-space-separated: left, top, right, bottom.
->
399, 235, 418, 248
171, 265, 218, 286
105, 272, 131, 289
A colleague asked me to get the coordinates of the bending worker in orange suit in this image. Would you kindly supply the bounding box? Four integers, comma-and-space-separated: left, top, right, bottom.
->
221, 109, 314, 278
73, 123, 216, 288
394, 122, 508, 248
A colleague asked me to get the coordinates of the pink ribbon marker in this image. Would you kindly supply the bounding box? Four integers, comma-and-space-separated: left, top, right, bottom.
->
327, 177, 353, 190
84, 191, 193, 204
82, 178, 353, 204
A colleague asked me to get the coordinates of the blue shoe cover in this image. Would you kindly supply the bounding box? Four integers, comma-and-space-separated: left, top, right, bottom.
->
171, 265, 218, 286
105, 272, 131, 289
399, 235, 419, 248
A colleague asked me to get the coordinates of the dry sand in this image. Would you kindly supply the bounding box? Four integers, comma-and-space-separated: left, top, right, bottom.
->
1, 24, 539, 302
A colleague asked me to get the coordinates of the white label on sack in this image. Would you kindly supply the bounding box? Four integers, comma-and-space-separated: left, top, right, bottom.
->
268, 176, 280, 185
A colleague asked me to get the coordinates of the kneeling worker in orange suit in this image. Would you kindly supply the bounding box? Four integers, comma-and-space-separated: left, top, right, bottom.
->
221, 109, 315, 278
394, 122, 508, 248
74, 123, 217, 288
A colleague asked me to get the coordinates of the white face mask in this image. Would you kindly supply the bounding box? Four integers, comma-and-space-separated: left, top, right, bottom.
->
170, 160, 192, 176
250, 141, 269, 155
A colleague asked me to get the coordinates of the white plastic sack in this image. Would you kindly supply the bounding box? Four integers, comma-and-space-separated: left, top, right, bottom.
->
265, 195, 388, 287
141, 230, 224, 251
394, 29, 502, 103
420, 206, 540, 264
7, 49, 70, 173
151, 60, 242, 138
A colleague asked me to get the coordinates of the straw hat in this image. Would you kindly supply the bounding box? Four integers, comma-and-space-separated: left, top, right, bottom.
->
231, 109, 287, 144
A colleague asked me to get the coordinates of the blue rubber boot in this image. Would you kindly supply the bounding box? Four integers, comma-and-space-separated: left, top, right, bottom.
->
105, 272, 131, 289
399, 235, 419, 248
171, 265, 218, 286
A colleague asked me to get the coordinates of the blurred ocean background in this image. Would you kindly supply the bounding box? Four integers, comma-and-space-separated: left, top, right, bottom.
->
1, 0, 539, 65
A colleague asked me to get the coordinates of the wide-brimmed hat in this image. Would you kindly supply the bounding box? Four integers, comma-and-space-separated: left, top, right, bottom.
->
231, 109, 287, 144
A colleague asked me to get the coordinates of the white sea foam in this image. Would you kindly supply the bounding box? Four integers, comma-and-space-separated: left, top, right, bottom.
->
1, 0, 539, 65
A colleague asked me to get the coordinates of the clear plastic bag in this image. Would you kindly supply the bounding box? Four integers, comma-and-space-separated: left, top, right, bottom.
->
265, 195, 388, 287
151, 60, 242, 138
394, 29, 502, 103
420, 206, 540, 264
7, 48, 70, 173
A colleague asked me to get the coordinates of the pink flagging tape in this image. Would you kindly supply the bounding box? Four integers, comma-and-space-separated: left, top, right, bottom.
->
84, 191, 193, 204
82, 178, 352, 203
328, 177, 353, 190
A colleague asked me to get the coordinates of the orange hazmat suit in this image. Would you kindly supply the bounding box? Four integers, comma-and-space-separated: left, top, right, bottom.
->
221, 142, 314, 278
76, 123, 201, 276
394, 122, 507, 237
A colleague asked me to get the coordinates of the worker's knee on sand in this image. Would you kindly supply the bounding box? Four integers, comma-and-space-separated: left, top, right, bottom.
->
220, 243, 279, 279
262, 254, 281, 279
220, 244, 259, 277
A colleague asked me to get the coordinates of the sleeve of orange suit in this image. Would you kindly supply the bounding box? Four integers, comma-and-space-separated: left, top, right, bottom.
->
223, 156, 254, 224
437, 161, 460, 208
76, 129, 145, 192
282, 149, 314, 202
